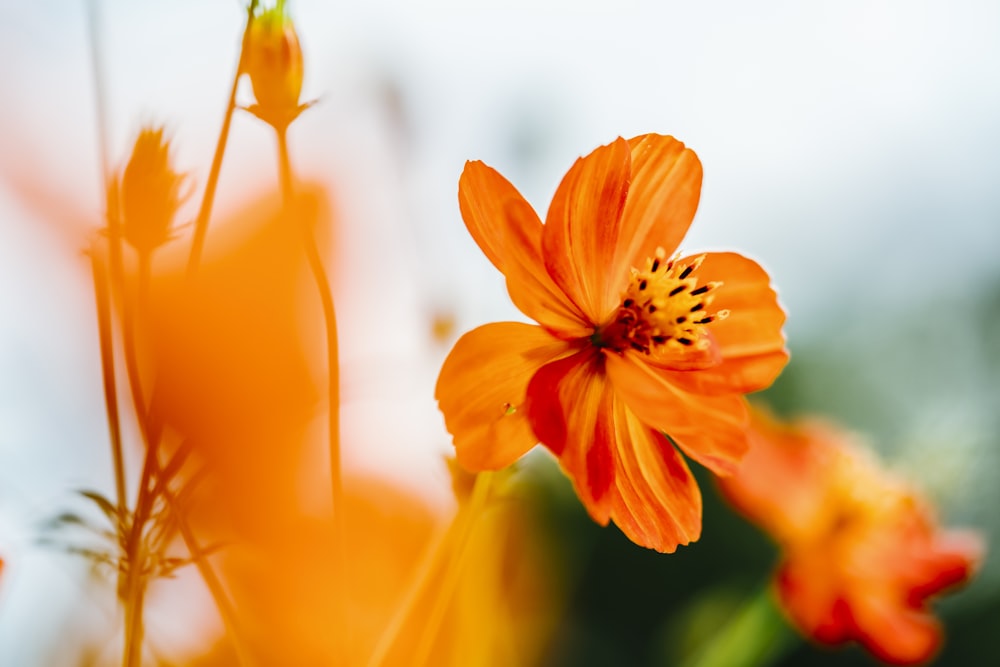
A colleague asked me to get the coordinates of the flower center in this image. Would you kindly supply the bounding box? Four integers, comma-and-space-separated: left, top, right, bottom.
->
598, 248, 728, 355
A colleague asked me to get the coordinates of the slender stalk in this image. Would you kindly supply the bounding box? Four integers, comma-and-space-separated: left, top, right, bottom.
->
366, 472, 493, 667
86, 0, 255, 661
275, 127, 345, 620
90, 243, 128, 516
85, 0, 111, 185
84, 0, 127, 514
410, 472, 492, 667
120, 256, 158, 667
163, 485, 255, 666
121, 447, 156, 667
186, 0, 259, 280
364, 521, 455, 667
124, 250, 253, 666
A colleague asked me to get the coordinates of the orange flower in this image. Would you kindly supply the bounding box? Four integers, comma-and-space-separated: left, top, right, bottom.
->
718, 408, 983, 664
436, 134, 788, 552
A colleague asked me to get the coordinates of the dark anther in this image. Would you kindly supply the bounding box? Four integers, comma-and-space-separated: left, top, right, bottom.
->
677, 337, 693, 346
650, 258, 660, 272
675, 316, 687, 324
695, 317, 713, 324
648, 305, 657, 313
679, 264, 695, 280
652, 335, 668, 344
690, 285, 709, 296
669, 285, 686, 297
623, 298, 634, 308
639, 280, 648, 291
690, 303, 704, 313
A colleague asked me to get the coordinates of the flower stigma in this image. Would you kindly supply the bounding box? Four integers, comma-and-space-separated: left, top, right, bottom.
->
597, 248, 729, 355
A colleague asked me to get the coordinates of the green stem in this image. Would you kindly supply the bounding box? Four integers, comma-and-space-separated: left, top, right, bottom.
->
185, 0, 259, 280
275, 126, 346, 630
680, 586, 796, 667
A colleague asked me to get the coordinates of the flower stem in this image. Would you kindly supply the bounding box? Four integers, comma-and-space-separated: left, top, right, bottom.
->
274, 126, 346, 630
120, 252, 156, 667
186, 0, 259, 280
89, 242, 128, 518
126, 251, 254, 666
680, 586, 796, 667
410, 471, 492, 667
365, 472, 493, 667
121, 458, 154, 667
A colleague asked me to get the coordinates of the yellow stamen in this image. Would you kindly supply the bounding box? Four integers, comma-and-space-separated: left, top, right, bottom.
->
602, 248, 729, 355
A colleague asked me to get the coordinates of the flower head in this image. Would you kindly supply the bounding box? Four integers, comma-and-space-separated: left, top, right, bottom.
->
118, 126, 185, 255
436, 135, 788, 552
244, 4, 306, 130
718, 407, 983, 664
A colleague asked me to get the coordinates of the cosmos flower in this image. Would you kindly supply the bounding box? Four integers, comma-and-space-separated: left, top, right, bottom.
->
436, 134, 788, 552
718, 407, 983, 664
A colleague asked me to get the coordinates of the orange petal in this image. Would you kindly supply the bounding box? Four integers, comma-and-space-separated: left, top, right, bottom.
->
906, 530, 984, 605
541, 137, 632, 323
775, 554, 851, 643
435, 322, 570, 470
613, 134, 703, 280
717, 407, 826, 539
459, 161, 591, 337
663, 252, 788, 396
606, 351, 749, 476
524, 350, 615, 525
853, 592, 942, 665
609, 401, 702, 553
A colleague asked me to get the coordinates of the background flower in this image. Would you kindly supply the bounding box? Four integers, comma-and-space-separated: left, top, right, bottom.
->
718, 408, 983, 665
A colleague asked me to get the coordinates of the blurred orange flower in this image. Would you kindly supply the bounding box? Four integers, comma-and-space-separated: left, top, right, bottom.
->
436, 134, 788, 552
181, 471, 560, 667
718, 407, 983, 665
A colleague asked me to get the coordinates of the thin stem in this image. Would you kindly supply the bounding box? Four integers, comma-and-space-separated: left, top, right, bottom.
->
364, 521, 454, 667
126, 251, 253, 666
275, 127, 345, 626
122, 449, 156, 667
410, 472, 492, 667
366, 472, 493, 667
163, 485, 255, 666
90, 243, 128, 516
186, 0, 259, 280
84, 0, 127, 515
85, 0, 111, 186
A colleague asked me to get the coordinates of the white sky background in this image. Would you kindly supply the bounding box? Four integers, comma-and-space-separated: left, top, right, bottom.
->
1, 0, 1000, 663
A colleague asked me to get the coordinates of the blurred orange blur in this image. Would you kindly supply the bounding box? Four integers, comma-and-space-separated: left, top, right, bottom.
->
718, 406, 983, 665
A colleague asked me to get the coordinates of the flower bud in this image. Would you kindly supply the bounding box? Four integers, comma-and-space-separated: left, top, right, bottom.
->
120, 126, 184, 255
245, 6, 304, 129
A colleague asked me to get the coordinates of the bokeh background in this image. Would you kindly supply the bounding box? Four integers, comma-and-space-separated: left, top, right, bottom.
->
1, 0, 998, 664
